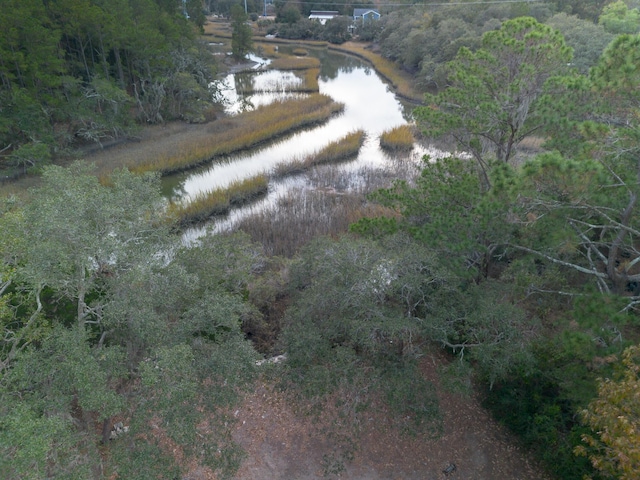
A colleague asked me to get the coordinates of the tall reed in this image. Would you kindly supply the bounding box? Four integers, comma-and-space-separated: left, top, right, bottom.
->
236, 188, 398, 257
131, 94, 344, 175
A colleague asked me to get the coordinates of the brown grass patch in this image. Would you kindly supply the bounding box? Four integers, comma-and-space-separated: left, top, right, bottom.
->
269, 56, 320, 71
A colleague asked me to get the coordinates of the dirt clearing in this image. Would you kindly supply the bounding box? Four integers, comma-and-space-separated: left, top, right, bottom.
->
229, 354, 549, 480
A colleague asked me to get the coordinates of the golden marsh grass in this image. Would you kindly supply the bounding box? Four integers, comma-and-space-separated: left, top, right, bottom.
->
301, 67, 320, 92
269, 56, 320, 70
131, 94, 344, 175
272, 130, 365, 178
379, 125, 415, 151
169, 174, 268, 227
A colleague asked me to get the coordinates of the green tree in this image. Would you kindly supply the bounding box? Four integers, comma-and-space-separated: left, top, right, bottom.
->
599, 0, 640, 34
353, 155, 519, 281
552, 0, 609, 21
546, 12, 614, 74
1, 167, 261, 477
231, 3, 253, 60
414, 17, 572, 189
277, 3, 301, 24
10, 163, 168, 331
322, 16, 352, 44
513, 35, 640, 298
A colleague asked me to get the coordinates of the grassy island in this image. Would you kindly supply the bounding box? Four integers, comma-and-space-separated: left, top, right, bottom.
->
131, 94, 344, 175
272, 130, 366, 178
379, 125, 415, 151
169, 174, 269, 227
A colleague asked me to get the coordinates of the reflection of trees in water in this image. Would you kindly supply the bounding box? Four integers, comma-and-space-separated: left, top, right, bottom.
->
234, 72, 254, 95
237, 97, 256, 113
310, 49, 366, 80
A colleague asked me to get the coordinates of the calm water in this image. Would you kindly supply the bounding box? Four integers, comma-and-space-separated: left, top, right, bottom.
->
162, 48, 433, 235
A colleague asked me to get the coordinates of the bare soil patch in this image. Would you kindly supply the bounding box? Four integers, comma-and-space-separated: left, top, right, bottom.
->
230, 354, 550, 480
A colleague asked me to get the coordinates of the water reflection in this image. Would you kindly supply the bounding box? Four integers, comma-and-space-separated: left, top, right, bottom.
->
217, 73, 306, 115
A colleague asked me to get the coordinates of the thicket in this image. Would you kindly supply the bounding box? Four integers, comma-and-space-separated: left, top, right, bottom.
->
350, 21, 640, 479
0, 0, 216, 178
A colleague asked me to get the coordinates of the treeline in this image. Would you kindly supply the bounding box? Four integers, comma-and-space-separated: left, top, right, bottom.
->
378, 0, 638, 85
244, 0, 636, 92
0, 0, 214, 177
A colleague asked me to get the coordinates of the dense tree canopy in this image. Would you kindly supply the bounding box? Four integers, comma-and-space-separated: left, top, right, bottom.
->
415, 17, 572, 188
598, 0, 640, 34
0, 0, 216, 176
231, 3, 253, 59
0, 167, 260, 478
576, 344, 640, 479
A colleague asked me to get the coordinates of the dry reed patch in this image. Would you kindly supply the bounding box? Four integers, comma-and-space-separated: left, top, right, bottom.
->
379, 125, 415, 151
236, 188, 387, 257
130, 94, 344, 175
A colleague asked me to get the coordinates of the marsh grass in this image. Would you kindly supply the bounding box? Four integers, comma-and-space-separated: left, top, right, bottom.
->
131, 94, 344, 175
379, 125, 415, 151
169, 174, 268, 227
269, 56, 320, 70
302, 68, 320, 92
236, 161, 410, 257
292, 48, 308, 56
255, 43, 280, 57
272, 130, 365, 178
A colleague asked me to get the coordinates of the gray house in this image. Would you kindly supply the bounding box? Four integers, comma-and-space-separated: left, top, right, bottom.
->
353, 8, 380, 24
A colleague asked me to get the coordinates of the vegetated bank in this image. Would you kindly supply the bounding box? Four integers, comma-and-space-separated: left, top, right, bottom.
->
168, 174, 270, 227
130, 94, 344, 175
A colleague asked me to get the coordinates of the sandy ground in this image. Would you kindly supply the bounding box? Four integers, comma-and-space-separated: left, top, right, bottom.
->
225, 354, 550, 480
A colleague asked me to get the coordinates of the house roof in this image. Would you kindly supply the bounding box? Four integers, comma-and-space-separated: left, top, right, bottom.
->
309, 10, 339, 16
353, 8, 380, 17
